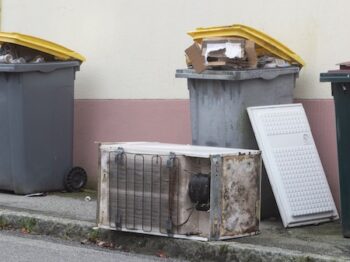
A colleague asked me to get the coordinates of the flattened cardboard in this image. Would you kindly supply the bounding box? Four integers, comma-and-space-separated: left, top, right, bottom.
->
185, 43, 206, 73
186, 37, 258, 71
245, 40, 257, 68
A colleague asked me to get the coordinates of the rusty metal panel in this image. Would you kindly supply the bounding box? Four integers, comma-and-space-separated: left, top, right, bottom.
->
220, 154, 261, 238
209, 155, 222, 240
97, 147, 111, 227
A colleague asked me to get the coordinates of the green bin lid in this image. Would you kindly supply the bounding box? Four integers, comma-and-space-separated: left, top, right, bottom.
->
320, 72, 350, 83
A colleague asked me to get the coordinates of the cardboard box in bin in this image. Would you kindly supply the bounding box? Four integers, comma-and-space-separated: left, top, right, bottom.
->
185, 37, 257, 73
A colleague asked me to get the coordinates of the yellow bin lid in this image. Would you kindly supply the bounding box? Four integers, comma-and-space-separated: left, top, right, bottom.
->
188, 24, 305, 67
0, 32, 85, 62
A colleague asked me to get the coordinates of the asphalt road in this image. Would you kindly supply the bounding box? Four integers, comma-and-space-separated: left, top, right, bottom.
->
0, 231, 181, 262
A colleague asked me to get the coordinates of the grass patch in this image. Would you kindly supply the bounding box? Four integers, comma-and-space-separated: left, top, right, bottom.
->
19, 217, 36, 233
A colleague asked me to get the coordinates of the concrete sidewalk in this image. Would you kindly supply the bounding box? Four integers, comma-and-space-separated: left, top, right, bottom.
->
0, 191, 348, 262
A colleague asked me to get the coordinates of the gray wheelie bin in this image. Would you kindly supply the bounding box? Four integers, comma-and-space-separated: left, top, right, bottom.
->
0, 61, 84, 194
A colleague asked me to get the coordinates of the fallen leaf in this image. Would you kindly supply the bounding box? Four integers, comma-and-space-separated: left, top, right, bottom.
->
156, 251, 168, 258
97, 241, 107, 247
80, 239, 88, 245
21, 228, 29, 234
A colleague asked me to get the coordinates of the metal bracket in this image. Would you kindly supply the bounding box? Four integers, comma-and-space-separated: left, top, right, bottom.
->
165, 218, 173, 235
114, 147, 125, 163
209, 155, 222, 241
166, 152, 176, 168
115, 210, 123, 229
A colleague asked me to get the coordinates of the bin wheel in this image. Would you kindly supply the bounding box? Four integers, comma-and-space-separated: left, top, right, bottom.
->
64, 167, 87, 192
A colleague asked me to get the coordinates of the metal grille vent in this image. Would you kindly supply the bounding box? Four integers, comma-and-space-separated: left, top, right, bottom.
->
98, 142, 262, 241
108, 150, 183, 234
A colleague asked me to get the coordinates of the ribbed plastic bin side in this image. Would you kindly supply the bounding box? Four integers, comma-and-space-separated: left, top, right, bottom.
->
0, 62, 80, 194
176, 67, 299, 218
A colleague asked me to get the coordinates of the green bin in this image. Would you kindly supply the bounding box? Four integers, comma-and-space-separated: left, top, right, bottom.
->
320, 72, 350, 237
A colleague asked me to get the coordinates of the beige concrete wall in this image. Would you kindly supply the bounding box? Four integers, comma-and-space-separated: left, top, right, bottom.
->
2, 0, 349, 99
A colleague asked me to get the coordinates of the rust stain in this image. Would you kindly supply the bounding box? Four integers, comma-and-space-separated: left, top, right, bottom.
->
220, 154, 261, 236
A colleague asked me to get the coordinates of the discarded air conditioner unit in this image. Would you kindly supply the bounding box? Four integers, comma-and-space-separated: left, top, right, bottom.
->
97, 142, 262, 241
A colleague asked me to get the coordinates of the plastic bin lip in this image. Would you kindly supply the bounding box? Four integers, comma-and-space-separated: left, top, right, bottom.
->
0, 61, 80, 73
0, 32, 85, 62
175, 66, 299, 81
320, 72, 350, 83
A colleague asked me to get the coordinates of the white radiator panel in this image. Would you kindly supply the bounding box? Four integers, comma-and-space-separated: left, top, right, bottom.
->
248, 104, 338, 227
